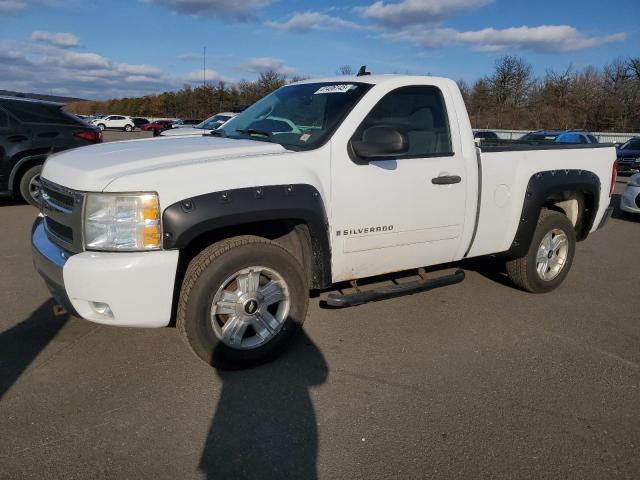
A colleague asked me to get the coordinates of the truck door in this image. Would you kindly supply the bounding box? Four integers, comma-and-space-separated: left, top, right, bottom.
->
330, 84, 468, 281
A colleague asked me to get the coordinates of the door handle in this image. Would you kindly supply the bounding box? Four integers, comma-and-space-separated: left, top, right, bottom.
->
432, 175, 462, 185
7, 135, 28, 143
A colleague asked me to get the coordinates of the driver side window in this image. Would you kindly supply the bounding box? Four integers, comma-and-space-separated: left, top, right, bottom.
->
354, 86, 453, 157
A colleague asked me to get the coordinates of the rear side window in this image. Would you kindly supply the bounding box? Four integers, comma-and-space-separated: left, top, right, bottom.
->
354, 86, 453, 156
2, 101, 79, 125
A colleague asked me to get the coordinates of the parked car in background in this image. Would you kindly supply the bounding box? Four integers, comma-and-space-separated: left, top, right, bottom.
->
473, 130, 499, 140
521, 130, 598, 144
172, 119, 203, 128
142, 119, 175, 136
132, 117, 150, 130
91, 115, 136, 132
520, 130, 565, 142
160, 112, 237, 137
620, 173, 640, 216
555, 131, 599, 144
616, 137, 640, 175
0, 95, 102, 206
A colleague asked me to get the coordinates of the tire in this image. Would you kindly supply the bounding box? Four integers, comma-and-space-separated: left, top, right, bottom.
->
124, 124, 133, 132
19, 164, 43, 207
177, 235, 309, 369
506, 209, 576, 293
97, 123, 106, 131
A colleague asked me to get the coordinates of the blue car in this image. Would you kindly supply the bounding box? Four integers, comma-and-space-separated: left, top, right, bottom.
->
521, 130, 598, 144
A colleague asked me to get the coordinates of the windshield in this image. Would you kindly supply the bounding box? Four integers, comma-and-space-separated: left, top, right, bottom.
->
218, 82, 372, 149
620, 139, 640, 150
199, 114, 231, 130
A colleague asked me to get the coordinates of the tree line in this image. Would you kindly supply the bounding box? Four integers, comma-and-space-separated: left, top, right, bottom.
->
459, 56, 640, 132
67, 56, 640, 132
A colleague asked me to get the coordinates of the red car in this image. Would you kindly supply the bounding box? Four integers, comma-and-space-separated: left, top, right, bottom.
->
142, 120, 175, 135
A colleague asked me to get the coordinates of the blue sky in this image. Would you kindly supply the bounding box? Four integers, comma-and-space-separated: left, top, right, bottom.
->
1, 0, 638, 99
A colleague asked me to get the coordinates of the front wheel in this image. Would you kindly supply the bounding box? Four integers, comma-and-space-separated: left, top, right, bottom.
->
177, 236, 309, 369
19, 164, 43, 207
506, 210, 576, 293
97, 123, 106, 131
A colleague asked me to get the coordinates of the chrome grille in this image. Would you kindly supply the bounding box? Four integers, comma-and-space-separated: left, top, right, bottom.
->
618, 157, 638, 166
40, 179, 85, 253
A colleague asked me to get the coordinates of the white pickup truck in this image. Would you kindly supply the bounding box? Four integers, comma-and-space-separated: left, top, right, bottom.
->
32, 74, 616, 368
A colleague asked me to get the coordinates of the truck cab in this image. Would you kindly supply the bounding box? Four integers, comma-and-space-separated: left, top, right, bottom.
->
32, 75, 616, 369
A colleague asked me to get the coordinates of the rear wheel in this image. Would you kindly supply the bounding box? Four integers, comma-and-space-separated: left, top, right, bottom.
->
124, 124, 133, 132
19, 164, 43, 207
177, 236, 309, 369
506, 210, 576, 293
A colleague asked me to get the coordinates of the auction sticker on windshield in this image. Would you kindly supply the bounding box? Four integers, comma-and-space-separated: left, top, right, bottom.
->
314, 84, 357, 94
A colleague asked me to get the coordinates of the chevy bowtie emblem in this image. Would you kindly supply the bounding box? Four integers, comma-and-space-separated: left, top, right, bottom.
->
244, 299, 258, 315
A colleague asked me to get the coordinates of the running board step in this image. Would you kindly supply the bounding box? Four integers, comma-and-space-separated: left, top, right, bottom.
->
326, 269, 465, 308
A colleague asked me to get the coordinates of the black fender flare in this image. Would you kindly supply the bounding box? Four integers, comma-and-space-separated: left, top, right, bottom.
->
162, 184, 332, 288
508, 169, 601, 258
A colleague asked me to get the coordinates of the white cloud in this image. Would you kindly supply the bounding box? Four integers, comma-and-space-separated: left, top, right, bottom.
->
183, 69, 233, 84
31, 30, 80, 48
47, 51, 112, 69
140, 0, 272, 21
357, 0, 491, 27
241, 57, 296, 75
116, 63, 163, 75
0, 0, 27, 13
177, 52, 201, 61
266, 11, 368, 33
0, 38, 173, 98
457, 26, 627, 52
385, 24, 627, 53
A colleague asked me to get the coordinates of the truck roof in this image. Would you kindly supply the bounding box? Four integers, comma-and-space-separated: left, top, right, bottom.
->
290, 74, 451, 86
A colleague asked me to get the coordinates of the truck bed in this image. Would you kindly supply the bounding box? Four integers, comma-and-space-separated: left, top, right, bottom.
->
466, 142, 616, 259
479, 139, 615, 153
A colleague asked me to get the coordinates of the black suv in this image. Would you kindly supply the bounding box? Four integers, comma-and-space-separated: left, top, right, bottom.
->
0, 96, 102, 206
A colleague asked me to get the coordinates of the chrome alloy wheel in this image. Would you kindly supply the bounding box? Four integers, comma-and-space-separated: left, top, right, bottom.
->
29, 174, 41, 202
535, 229, 569, 281
210, 266, 290, 350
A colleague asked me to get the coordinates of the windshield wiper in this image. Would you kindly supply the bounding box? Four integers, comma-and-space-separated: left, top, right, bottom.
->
235, 128, 272, 137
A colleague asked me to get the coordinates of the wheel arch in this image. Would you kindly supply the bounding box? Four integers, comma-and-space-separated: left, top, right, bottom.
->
508, 170, 600, 258
9, 151, 49, 195
162, 184, 332, 291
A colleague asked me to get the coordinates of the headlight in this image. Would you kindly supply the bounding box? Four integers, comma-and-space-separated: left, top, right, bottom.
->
84, 193, 161, 251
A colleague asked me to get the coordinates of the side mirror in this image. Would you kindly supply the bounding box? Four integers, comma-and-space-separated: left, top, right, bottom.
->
351, 126, 409, 159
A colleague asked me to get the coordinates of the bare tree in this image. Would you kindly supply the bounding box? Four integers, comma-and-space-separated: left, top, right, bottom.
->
337, 65, 354, 75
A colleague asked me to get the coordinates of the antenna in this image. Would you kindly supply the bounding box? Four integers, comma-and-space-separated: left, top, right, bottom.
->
357, 65, 370, 77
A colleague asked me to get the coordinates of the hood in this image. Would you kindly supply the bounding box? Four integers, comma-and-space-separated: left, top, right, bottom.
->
160, 127, 210, 137
41, 135, 287, 191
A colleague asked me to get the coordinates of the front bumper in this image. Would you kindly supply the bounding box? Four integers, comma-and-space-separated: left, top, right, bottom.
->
32, 217, 78, 315
32, 215, 180, 327
620, 184, 640, 214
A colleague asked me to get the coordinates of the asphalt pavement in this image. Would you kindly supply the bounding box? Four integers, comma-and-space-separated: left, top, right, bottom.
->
1, 135, 638, 479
